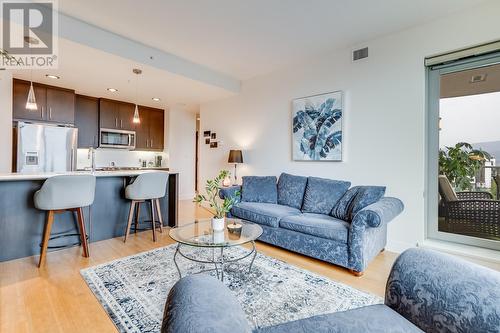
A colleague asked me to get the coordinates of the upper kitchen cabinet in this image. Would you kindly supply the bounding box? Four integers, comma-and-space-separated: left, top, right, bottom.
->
13, 79, 75, 124
135, 106, 164, 151
46, 87, 75, 124
148, 108, 164, 150
99, 98, 136, 131
13, 80, 45, 121
75, 95, 99, 148
99, 98, 119, 129
119, 102, 136, 131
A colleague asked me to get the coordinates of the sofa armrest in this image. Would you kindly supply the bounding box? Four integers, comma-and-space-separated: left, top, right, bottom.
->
219, 185, 242, 201
162, 275, 251, 333
347, 197, 404, 272
385, 248, 500, 333
351, 197, 404, 228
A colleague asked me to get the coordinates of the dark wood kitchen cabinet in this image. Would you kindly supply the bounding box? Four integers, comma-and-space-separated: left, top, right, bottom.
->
148, 108, 164, 150
75, 95, 99, 148
13, 79, 75, 124
46, 87, 75, 124
119, 102, 136, 131
13, 80, 45, 121
135, 106, 164, 151
99, 98, 136, 131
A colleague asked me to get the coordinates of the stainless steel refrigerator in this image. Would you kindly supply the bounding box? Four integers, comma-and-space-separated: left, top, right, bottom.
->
16, 122, 78, 173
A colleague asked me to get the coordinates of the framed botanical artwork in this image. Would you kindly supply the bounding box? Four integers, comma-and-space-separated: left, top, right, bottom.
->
292, 91, 343, 161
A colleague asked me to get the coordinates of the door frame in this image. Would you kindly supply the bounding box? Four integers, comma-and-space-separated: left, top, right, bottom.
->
425, 52, 500, 250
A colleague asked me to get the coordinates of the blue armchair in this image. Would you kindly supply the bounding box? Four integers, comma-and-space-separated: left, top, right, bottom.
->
162, 248, 500, 333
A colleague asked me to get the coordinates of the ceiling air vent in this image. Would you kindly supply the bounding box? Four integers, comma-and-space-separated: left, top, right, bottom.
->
352, 47, 368, 61
470, 74, 487, 84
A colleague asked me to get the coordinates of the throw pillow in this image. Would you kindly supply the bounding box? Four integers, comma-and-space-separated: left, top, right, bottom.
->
331, 186, 360, 220
301, 177, 350, 214
241, 176, 278, 203
348, 186, 386, 220
331, 186, 386, 221
277, 173, 308, 209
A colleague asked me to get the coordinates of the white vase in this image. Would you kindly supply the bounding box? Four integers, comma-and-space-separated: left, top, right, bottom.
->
211, 217, 225, 231
213, 230, 225, 244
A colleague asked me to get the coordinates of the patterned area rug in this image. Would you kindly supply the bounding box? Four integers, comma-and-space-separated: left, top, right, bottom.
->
81, 244, 381, 333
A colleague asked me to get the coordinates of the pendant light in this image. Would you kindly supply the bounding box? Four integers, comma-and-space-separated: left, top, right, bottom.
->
25, 36, 38, 111
26, 81, 38, 110
132, 68, 142, 124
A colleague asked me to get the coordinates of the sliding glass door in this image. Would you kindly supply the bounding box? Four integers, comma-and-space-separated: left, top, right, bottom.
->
426, 52, 500, 250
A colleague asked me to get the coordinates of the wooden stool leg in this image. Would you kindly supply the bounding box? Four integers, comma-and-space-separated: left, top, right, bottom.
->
150, 199, 156, 242
76, 208, 90, 258
134, 201, 141, 233
155, 199, 163, 233
38, 210, 54, 268
124, 201, 136, 243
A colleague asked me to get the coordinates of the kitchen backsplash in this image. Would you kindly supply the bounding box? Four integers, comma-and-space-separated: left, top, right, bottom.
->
77, 149, 168, 169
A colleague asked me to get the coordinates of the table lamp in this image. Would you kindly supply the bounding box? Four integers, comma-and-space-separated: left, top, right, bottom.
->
228, 149, 243, 184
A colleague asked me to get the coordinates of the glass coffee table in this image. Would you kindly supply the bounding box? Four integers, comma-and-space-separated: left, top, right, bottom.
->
169, 218, 263, 281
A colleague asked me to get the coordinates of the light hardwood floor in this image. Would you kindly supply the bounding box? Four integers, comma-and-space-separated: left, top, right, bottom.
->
0, 200, 398, 333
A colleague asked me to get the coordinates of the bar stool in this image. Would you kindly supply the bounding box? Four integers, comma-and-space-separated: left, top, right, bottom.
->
34, 174, 96, 267
124, 172, 169, 242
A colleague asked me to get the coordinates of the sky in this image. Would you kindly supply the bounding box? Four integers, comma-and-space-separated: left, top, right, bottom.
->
440, 91, 500, 149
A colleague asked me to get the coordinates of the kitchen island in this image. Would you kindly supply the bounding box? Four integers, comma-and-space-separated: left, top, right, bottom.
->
0, 170, 178, 262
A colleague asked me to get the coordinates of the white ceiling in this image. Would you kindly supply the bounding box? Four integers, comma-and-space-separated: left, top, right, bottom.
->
58, 0, 488, 80
10, 38, 235, 111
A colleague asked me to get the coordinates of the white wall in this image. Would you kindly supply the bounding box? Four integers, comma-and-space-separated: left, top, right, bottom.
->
0, 71, 12, 172
168, 106, 197, 200
200, 1, 500, 252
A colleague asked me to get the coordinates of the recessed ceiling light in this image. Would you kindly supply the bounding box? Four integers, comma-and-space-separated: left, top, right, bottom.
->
107, 88, 118, 92
152, 97, 161, 101
45, 74, 60, 79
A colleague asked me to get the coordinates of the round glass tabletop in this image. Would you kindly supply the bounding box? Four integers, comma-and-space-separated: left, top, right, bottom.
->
169, 218, 263, 247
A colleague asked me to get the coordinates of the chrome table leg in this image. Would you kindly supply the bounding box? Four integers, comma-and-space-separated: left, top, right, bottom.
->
173, 243, 182, 279
248, 241, 257, 273
220, 247, 224, 282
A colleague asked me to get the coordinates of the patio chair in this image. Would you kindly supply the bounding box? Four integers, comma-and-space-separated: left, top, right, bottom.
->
438, 175, 500, 239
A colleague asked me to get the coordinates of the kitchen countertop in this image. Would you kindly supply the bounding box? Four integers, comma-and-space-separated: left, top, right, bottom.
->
0, 169, 177, 181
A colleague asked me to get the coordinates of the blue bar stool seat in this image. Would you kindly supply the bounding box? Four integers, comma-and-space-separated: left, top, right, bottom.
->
124, 172, 169, 242
34, 174, 96, 267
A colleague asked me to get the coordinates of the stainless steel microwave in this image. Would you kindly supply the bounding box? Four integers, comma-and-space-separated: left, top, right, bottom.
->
99, 128, 136, 149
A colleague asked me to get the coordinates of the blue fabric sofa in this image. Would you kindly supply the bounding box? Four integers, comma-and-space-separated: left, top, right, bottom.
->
161, 248, 500, 333
220, 173, 404, 275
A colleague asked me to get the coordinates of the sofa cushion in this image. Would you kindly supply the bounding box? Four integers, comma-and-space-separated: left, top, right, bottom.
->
279, 213, 350, 243
301, 177, 350, 214
241, 176, 278, 203
231, 202, 301, 228
255, 304, 423, 333
331, 186, 360, 220
277, 173, 308, 209
331, 186, 386, 221
349, 186, 386, 220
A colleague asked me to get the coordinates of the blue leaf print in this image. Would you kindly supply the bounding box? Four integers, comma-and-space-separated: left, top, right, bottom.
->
293, 96, 342, 160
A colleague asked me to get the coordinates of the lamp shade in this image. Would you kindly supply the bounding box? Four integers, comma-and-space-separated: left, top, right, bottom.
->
228, 150, 243, 164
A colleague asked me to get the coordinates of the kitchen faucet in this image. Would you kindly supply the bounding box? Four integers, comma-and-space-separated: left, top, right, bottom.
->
88, 147, 96, 172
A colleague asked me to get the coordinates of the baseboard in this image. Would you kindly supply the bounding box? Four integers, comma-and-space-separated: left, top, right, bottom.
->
386, 239, 416, 253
